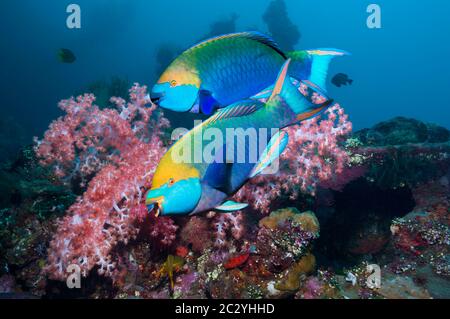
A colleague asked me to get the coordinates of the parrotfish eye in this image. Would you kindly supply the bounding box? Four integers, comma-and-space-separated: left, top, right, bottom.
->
168, 178, 175, 186
170, 80, 177, 87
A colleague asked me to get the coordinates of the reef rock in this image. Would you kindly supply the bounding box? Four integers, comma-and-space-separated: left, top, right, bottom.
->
274, 253, 316, 292
354, 116, 450, 146
376, 274, 432, 299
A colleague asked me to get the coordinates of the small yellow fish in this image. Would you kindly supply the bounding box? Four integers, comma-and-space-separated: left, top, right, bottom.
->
157, 255, 184, 290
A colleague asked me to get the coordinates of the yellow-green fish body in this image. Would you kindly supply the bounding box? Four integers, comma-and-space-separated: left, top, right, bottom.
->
151, 32, 347, 114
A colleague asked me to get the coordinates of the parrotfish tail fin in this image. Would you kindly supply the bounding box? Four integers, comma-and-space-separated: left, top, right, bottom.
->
288, 49, 350, 91
307, 49, 350, 91
268, 59, 334, 126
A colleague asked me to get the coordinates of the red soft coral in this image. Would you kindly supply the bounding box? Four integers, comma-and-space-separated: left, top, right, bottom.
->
38, 84, 170, 280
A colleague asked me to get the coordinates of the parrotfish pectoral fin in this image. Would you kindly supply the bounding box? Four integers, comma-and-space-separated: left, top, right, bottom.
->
199, 90, 221, 115
306, 49, 350, 91
215, 200, 248, 212
249, 130, 289, 178
209, 100, 263, 124
251, 86, 273, 101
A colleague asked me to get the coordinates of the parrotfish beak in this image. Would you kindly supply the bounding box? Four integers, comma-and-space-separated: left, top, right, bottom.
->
149, 92, 163, 105
145, 196, 164, 217
150, 83, 167, 106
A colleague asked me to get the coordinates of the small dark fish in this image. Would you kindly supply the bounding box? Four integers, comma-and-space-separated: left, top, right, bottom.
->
331, 73, 353, 87
57, 48, 76, 64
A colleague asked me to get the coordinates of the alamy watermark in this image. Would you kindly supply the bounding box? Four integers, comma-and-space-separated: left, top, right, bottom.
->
66, 264, 81, 289
367, 4, 382, 29
366, 264, 381, 289
66, 4, 81, 29
170, 121, 282, 175
346, 264, 382, 289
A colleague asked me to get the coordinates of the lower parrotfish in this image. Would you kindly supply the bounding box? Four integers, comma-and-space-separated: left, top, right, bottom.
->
145, 59, 333, 216
150, 31, 347, 114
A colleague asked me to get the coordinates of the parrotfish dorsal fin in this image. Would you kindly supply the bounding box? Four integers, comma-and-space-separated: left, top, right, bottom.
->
187, 31, 287, 59
269, 59, 291, 101
240, 31, 287, 58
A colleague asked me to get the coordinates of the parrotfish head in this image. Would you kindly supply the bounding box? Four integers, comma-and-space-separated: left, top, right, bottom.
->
151, 61, 201, 112
145, 177, 202, 216
146, 158, 203, 216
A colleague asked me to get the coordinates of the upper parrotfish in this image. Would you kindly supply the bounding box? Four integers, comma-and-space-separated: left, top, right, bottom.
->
150, 31, 348, 115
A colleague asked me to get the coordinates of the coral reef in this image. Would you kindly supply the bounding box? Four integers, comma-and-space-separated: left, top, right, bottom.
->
1, 93, 449, 301
0, 147, 75, 296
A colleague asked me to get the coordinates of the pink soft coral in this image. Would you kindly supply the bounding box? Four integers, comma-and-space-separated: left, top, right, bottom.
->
235, 104, 353, 214
210, 211, 245, 248
37, 84, 170, 280
34, 84, 168, 184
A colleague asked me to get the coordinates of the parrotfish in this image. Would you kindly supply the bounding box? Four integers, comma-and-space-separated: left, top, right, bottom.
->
151, 31, 347, 114
146, 59, 333, 216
